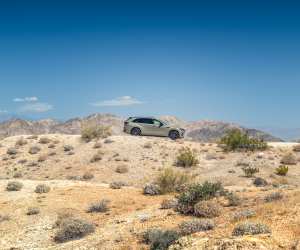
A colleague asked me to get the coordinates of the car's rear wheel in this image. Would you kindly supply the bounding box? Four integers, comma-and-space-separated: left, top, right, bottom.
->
169, 130, 179, 140
131, 127, 141, 136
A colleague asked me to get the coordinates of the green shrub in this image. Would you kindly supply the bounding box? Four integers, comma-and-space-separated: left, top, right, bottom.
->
232, 221, 271, 236
176, 181, 224, 215
176, 147, 199, 167
179, 219, 214, 235
81, 124, 112, 142
54, 217, 95, 243
87, 199, 110, 213
220, 129, 267, 152
155, 168, 193, 194
35, 184, 50, 193
6, 181, 23, 191
242, 167, 259, 177
143, 229, 179, 250
275, 165, 289, 176
193, 200, 221, 218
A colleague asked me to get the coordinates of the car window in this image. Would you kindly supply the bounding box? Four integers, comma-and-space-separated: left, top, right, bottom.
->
153, 120, 162, 126
133, 118, 153, 124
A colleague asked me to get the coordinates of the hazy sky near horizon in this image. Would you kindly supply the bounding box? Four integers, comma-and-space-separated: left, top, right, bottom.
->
0, 1, 300, 127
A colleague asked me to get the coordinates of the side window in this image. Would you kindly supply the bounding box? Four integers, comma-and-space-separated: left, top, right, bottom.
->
133, 118, 153, 124
153, 120, 162, 126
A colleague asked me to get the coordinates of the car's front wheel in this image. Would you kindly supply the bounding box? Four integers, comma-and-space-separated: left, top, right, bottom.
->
169, 130, 179, 140
131, 127, 141, 136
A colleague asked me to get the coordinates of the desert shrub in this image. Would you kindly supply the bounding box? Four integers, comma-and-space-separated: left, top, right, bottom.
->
35, 184, 50, 193
27, 135, 38, 140
109, 181, 126, 189
29, 146, 41, 154
63, 145, 74, 152
253, 177, 268, 187
155, 168, 193, 194
194, 200, 221, 218
0, 214, 10, 223
144, 142, 152, 149
81, 124, 112, 142
232, 209, 256, 221
13, 172, 23, 178
275, 165, 289, 176
38, 154, 48, 162
160, 199, 178, 209
54, 217, 95, 243
90, 150, 103, 163
115, 164, 128, 173
281, 153, 297, 165
176, 147, 199, 167
6, 181, 23, 191
226, 192, 241, 206
179, 219, 214, 235
27, 207, 40, 215
15, 137, 27, 147
93, 141, 102, 149
264, 192, 283, 202
48, 151, 56, 156
143, 183, 161, 196
143, 229, 179, 250
48, 143, 56, 149
7, 147, 18, 155
39, 137, 51, 144
82, 172, 94, 180
87, 199, 110, 213
293, 144, 300, 152
104, 138, 114, 144
232, 221, 271, 236
220, 129, 267, 152
242, 167, 259, 177
176, 181, 224, 214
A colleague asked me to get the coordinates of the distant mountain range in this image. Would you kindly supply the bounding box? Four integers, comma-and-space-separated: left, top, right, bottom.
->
0, 113, 283, 142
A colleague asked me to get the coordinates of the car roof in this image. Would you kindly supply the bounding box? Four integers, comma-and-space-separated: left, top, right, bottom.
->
127, 116, 158, 120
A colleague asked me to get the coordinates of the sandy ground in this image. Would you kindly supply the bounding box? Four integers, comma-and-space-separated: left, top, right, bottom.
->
0, 134, 300, 249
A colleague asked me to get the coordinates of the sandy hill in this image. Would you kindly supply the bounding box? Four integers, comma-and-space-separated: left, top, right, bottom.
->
0, 114, 283, 142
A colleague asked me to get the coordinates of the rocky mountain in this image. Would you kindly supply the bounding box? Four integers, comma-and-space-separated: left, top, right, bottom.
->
0, 114, 283, 142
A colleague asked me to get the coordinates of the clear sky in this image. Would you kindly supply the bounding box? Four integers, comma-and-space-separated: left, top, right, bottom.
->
0, 1, 300, 128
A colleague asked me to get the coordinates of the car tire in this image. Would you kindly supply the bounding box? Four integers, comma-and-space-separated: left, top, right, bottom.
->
131, 127, 141, 136
169, 130, 179, 140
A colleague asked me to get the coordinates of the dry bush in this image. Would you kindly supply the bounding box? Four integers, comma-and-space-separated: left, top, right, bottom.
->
232, 221, 271, 236
160, 198, 178, 209
15, 137, 27, 147
6, 181, 23, 191
54, 217, 95, 243
90, 150, 103, 163
226, 192, 242, 206
281, 153, 297, 165
179, 219, 215, 235
35, 184, 50, 193
48, 143, 56, 149
109, 181, 126, 189
293, 144, 300, 152
7, 147, 18, 155
155, 168, 193, 194
143, 229, 179, 250
232, 209, 256, 221
82, 172, 94, 180
253, 177, 268, 187
27, 135, 38, 139
87, 199, 110, 213
63, 145, 74, 152
39, 137, 51, 144
115, 164, 128, 173
143, 142, 152, 149
38, 154, 48, 162
194, 200, 221, 218
27, 207, 40, 215
176, 147, 199, 168
13, 172, 23, 178
143, 183, 161, 196
93, 141, 102, 149
0, 214, 10, 223
264, 192, 283, 202
242, 167, 259, 177
29, 146, 41, 154
81, 124, 112, 142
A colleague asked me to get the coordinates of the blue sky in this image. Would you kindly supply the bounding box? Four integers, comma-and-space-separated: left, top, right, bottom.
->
0, 1, 300, 130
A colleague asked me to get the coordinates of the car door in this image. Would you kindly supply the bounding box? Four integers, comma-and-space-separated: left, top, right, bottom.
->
134, 118, 154, 135
152, 119, 169, 136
